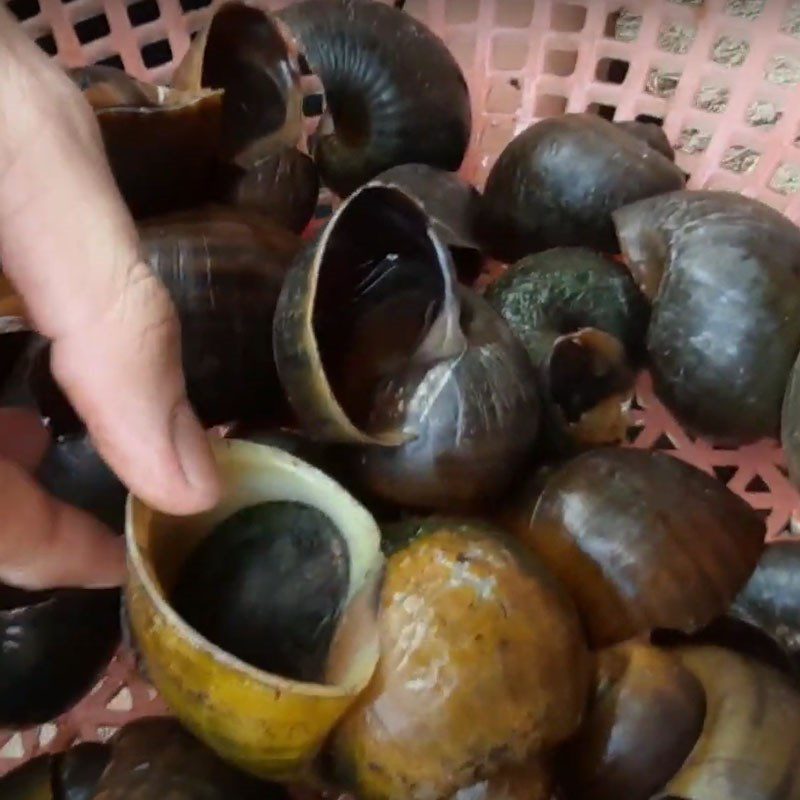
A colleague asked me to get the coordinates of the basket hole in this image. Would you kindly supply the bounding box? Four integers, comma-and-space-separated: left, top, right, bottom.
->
96, 53, 125, 70
6, 0, 40, 21
545, 49, 578, 77
746, 98, 783, 128
782, 2, 800, 38
694, 82, 729, 112
720, 144, 761, 174
745, 474, 770, 493
73, 13, 111, 45
646, 66, 681, 98
658, 20, 697, 55
127, 0, 160, 26
141, 38, 173, 69
587, 102, 617, 121
607, 8, 642, 41
677, 126, 712, 154
770, 163, 800, 195
725, 0, 765, 19
179, 0, 213, 12
445, 0, 478, 24
303, 94, 324, 117
551, 3, 587, 33
669, 0, 704, 6
596, 57, 629, 84
653, 433, 677, 451
494, 0, 534, 27
35, 33, 58, 56
713, 465, 738, 484
711, 34, 750, 67
492, 34, 530, 70
535, 94, 568, 116
635, 113, 664, 126
487, 77, 522, 114
766, 54, 800, 86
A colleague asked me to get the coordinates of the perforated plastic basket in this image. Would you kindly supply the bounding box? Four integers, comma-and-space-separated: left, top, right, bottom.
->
2, 0, 799, 776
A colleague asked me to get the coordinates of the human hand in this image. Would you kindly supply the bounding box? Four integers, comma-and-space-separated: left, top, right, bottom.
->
0, 9, 221, 590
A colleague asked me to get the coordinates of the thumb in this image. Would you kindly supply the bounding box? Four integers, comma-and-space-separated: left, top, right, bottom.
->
0, 13, 220, 514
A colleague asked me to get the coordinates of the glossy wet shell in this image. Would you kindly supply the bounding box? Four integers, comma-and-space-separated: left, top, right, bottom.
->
478, 114, 685, 262
615, 190, 800, 444
279, 0, 471, 196
140, 209, 300, 426
356, 290, 540, 511
782, 352, 800, 489
332, 518, 591, 800
0, 584, 120, 726
504, 448, 765, 647
560, 642, 705, 800
654, 647, 800, 799
451, 759, 553, 800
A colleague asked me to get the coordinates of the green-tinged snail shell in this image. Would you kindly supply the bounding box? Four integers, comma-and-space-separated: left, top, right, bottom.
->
93, 718, 286, 799
451, 760, 554, 800
653, 647, 800, 799
273, 182, 465, 445
141, 207, 300, 426
732, 541, 800, 664
559, 642, 706, 800
375, 165, 485, 284
614, 120, 676, 161
217, 146, 320, 234
478, 114, 686, 262
332, 517, 591, 800
127, 439, 384, 779
69, 66, 223, 220
614, 190, 800, 444
355, 288, 540, 512
485, 247, 648, 453
279, 0, 472, 196
0, 582, 120, 725
173, 1, 304, 166
503, 448, 765, 647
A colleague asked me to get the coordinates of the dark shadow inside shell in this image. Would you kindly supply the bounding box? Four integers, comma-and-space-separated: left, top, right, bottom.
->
171, 501, 350, 683
312, 189, 448, 430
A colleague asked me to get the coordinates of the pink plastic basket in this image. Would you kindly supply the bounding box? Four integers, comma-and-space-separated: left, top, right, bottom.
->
2, 0, 799, 777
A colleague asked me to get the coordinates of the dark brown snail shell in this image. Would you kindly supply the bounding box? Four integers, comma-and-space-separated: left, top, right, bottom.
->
217, 146, 320, 234
559, 642, 706, 800
140, 207, 301, 427
173, 1, 304, 167
332, 517, 590, 800
732, 540, 800, 664
615, 189, 800, 444
273, 182, 465, 445
478, 114, 685, 262
355, 288, 540, 512
614, 120, 676, 161
485, 247, 648, 454
782, 352, 800, 487
279, 0, 472, 196
653, 647, 800, 799
502, 448, 765, 648
374, 165, 485, 284
69, 66, 223, 220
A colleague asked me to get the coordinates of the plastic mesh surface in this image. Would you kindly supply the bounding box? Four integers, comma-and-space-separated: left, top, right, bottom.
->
1, 0, 799, 777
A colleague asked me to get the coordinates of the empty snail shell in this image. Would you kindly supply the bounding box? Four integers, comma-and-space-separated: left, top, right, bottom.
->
279, 0, 472, 196
478, 114, 685, 262
614, 189, 800, 444
173, 1, 304, 166
126, 438, 384, 780
485, 247, 648, 453
273, 181, 465, 445
503, 448, 765, 647
217, 146, 320, 234
69, 65, 223, 219
355, 288, 540, 511
559, 642, 706, 800
732, 540, 800, 664
374, 164, 485, 284
451, 759, 553, 800
653, 646, 800, 799
332, 517, 590, 800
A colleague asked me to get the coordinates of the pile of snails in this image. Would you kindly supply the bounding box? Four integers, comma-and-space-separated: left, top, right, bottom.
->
0, 1, 799, 799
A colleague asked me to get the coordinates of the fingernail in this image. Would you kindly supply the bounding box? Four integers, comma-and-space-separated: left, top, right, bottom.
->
171, 402, 221, 509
